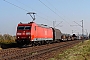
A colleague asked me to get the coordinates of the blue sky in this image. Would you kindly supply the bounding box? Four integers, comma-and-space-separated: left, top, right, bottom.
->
0, 0, 90, 35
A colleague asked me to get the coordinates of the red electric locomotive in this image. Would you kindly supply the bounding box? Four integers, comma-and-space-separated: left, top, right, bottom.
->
15, 22, 53, 45
15, 12, 63, 45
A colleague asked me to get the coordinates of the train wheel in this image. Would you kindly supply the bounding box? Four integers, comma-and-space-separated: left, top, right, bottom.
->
50, 40, 53, 44
31, 41, 36, 46
37, 41, 41, 46
46, 41, 49, 44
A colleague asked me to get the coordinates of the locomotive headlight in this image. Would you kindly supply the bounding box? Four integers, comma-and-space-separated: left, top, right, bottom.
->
29, 36, 30, 38
18, 37, 19, 38
26, 32, 30, 35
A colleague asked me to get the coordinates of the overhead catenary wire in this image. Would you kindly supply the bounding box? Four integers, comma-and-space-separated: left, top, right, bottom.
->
39, 0, 76, 34
3, 0, 29, 12
15, 0, 33, 11
38, 0, 64, 20
3, 0, 52, 22
3, 0, 66, 25
45, 0, 65, 27
45, 0, 69, 27
4, 1, 73, 29
48, 2, 82, 31
15, 0, 53, 22
3, 0, 79, 35
46, 0, 72, 25
46, 0, 61, 14
38, 0, 70, 25
38, 0, 73, 32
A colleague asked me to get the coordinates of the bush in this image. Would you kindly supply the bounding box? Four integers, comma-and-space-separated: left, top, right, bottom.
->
0, 34, 16, 44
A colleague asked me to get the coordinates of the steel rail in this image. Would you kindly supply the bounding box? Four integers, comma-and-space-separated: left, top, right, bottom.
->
0, 40, 81, 60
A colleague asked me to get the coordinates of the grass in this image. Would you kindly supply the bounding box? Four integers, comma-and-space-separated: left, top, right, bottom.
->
0, 40, 16, 44
49, 40, 90, 60
0, 40, 17, 49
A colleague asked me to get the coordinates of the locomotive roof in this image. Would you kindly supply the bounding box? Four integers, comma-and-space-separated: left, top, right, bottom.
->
37, 24, 51, 28
18, 22, 33, 25
18, 22, 52, 28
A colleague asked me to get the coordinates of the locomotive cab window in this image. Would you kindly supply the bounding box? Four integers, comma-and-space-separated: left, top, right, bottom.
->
25, 26, 31, 30
17, 26, 24, 30
17, 26, 31, 30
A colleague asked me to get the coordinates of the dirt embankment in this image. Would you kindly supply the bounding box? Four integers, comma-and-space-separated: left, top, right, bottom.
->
0, 43, 18, 49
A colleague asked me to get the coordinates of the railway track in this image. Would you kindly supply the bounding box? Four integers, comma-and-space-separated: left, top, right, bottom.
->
0, 40, 81, 60
18, 40, 81, 60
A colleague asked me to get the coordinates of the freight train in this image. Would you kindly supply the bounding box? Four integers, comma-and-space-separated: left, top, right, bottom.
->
15, 22, 81, 45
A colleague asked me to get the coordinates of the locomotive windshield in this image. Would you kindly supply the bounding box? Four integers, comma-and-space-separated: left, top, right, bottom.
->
17, 26, 31, 30
25, 26, 31, 30
17, 26, 24, 30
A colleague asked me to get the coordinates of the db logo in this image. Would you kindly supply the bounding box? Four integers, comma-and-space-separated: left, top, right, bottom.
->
23, 33, 25, 35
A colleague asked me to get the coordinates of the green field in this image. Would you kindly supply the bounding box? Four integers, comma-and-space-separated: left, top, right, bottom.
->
49, 40, 90, 60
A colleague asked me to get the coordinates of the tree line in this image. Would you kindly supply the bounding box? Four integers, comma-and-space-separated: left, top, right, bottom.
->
0, 34, 16, 44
